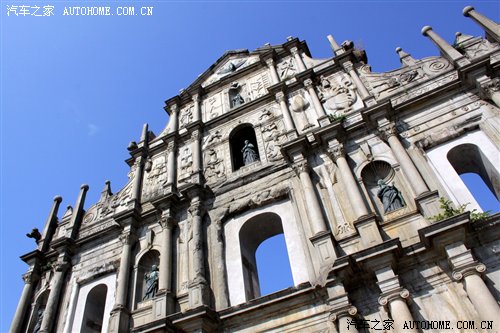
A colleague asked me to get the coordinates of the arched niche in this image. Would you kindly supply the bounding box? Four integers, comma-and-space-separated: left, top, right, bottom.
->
361, 160, 407, 216
80, 284, 107, 333
229, 124, 260, 171
27, 290, 49, 333
135, 250, 160, 306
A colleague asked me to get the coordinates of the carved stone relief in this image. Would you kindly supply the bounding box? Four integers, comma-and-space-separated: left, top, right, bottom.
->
454, 33, 498, 60
277, 57, 296, 80
247, 72, 270, 100
228, 82, 246, 108
202, 56, 259, 87
202, 129, 223, 149
179, 105, 194, 128
318, 74, 358, 116
204, 93, 223, 121
289, 90, 314, 131
178, 147, 193, 183
204, 148, 226, 183
143, 155, 168, 200
177, 219, 192, 293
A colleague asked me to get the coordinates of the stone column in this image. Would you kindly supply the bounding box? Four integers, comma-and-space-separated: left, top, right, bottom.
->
158, 214, 174, 294
375, 266, 417, 333
39, 195, 63, 252
327, 34, 342, 56
192, 94, 202, 122
295, 160, 328, 235
191, 129, 202, 183
276, 92, 296, 132
212, 221, 229, 309
166, 141, 176, 188
290, 47, 306, 72
421, 26, 470, 67
330, 307, 359, 333
10, 271, 38, 333
329, 143, 369, 219
188, 196, 208, 308
131, 157, 144, 202
168, 104, 179, 134
342, 61, 371, 101
39, 257, 70, 333
446, 242, 500, 332
379, 123, 428, 196
479, 77, 500, 108
379, 289, 417, 333
304, 78, 326, 118
109, 230, 136, 333
463, 6, 500, 43
62, 279, 79, 333
266, 58, 279, 84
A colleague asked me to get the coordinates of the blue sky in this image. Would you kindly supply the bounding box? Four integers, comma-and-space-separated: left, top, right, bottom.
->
1, 0, 499, 330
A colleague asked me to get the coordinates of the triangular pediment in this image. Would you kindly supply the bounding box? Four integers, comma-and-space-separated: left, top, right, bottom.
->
201, 52, 261, 88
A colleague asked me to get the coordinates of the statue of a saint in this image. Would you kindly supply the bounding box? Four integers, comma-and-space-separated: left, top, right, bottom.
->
241, 140, 258, 165
377, 180, 405, 213
143, 265, 159, 300
33, 309, 44, 333
232, 93, 244, 107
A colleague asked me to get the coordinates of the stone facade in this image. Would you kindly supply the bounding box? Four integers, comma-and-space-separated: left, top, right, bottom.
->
11, 6, 500, 333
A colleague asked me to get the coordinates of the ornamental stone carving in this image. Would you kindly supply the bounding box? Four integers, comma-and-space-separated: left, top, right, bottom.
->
204, 149, 225, 183
179, 105, 194, 128
318, 74, 357, 116
277, 57, 296, 80
179, 147, 193, 176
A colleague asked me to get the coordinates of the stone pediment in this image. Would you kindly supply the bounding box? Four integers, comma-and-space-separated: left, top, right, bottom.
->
201, 53, 261, 88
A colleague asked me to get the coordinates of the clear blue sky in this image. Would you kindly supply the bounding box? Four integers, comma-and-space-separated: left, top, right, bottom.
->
1, 1, 499, 330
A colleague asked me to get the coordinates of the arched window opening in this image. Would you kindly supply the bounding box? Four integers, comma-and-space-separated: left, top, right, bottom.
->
447, 144, 499, 206
230, 125, 260, 171
80, 284, 107, 333
460, 173, 499, 213
135, 250, 160, 306
256, 234, 293, 296
238, 212, 292, 300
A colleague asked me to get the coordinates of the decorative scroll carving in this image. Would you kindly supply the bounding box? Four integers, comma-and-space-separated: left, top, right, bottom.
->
452, 263, 487, 281
206, 94, 223, 120
248, 73, 269, 100
327, 144, 345, 162
378, 288, 410, 306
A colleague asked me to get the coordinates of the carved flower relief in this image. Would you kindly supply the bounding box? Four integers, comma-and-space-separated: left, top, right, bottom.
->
204, 149, 225, 182
277, 57, 296, 80
318, 74, 357, 116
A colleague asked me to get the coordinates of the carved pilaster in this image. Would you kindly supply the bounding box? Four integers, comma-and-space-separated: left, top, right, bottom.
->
290, 46, 306, 72
378, 123, 398, 141
276, 91, 296, 133
266, 58, 279, 84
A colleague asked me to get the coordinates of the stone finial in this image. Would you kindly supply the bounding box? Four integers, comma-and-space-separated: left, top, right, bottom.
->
327, 34, 342, 56
421, 26, 470, 67
140, 123, 149, 142
99, 180, 112, 202
462, 6, 500, 43
286, 36, 294, 41
395, 47, 416, 66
